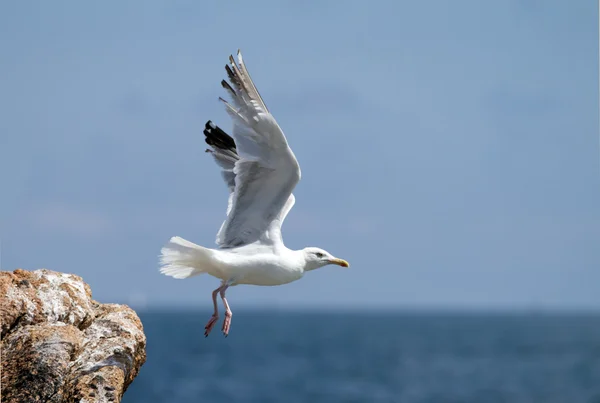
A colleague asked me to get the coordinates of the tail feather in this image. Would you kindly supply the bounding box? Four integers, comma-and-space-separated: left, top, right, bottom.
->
159, 236, 213, 279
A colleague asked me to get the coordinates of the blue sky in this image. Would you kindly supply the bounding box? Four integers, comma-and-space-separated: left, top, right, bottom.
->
1, 1, 598, 310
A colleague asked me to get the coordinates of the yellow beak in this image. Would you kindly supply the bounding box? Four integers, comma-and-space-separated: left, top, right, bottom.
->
330, 258, 350, 268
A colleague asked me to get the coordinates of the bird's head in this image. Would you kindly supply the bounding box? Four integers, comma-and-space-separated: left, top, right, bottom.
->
302, 247, 349, 271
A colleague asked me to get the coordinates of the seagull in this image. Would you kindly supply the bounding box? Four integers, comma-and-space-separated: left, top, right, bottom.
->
159, 50, 349, 337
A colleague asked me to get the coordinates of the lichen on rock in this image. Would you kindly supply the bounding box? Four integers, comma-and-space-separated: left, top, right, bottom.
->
1, 269, 146, 403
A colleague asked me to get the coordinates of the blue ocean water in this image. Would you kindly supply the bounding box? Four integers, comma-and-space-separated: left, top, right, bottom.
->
124, 310, 600, 403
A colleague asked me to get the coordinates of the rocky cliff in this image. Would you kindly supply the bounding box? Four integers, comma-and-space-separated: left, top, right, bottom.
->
1, 269, 146, 403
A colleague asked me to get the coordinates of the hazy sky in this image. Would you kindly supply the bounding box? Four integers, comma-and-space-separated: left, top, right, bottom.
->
1, 1, 598, 310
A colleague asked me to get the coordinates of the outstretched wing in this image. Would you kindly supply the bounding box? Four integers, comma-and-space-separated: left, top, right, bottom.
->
204, 121, 296, 233
203, 51, 300, 248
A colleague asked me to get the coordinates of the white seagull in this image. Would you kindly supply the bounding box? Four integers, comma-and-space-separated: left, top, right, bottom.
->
159, 50, 349, 337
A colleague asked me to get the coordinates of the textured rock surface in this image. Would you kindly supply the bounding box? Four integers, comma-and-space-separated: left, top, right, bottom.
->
1, 269, 146, 403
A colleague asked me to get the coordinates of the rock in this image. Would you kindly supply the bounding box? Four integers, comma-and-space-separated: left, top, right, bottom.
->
1, 269, 146, 403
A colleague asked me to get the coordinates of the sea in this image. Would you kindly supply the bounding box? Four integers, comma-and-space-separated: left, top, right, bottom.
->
124, 310, 600, 403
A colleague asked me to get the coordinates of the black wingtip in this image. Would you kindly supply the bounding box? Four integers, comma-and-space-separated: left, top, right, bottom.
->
203, 120, 237, 151
221, 80, 236, 97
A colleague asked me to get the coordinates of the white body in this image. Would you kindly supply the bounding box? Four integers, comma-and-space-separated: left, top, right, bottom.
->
160, 236, 305, 286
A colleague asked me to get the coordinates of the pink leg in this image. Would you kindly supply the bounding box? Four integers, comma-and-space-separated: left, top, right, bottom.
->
204, 285, 223, 337
220, 285, 232, 337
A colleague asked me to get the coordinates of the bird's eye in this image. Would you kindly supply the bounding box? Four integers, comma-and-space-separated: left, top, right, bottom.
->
315, 252, 324, 258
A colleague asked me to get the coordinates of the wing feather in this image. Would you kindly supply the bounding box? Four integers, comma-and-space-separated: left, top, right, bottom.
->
204, 121, 296, 228
203, 51, 300, 248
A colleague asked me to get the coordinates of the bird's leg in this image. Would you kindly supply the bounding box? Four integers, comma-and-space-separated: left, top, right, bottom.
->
219, 284, 232, 337
204, 284, 224, 337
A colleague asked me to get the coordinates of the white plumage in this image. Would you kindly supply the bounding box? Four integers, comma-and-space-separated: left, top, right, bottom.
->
159, 50, 349, 337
